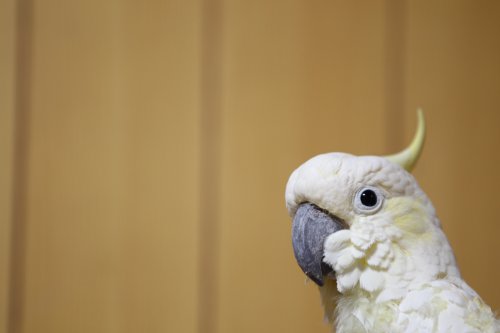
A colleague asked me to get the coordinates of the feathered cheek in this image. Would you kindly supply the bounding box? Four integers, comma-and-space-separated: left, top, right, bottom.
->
324, 230, 387, 294
324, 230, 360, 292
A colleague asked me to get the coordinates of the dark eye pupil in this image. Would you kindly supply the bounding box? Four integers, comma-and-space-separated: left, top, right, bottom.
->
360, 189, 377, 207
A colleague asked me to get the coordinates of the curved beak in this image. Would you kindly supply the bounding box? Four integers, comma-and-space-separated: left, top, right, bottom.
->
291, 203, 346, 286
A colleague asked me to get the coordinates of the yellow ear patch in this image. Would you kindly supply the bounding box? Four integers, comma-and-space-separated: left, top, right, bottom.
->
386, 197, 430, 238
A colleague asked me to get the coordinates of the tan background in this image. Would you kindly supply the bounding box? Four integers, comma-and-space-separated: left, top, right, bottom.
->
1, 1, 500, 332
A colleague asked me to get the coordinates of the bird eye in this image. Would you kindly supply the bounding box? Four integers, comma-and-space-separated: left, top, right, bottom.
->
354, 186, 384, 214
360, 189, 377, 206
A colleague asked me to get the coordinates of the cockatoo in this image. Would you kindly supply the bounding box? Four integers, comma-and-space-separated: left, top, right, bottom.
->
285, 111, 499, 333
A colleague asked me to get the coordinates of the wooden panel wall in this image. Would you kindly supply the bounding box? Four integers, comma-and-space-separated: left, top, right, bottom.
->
216, 2, 389, 333
1, 1, 499, 333
404, 1, 500, 309
6, 1, 202, 333
0, 0, 15, 331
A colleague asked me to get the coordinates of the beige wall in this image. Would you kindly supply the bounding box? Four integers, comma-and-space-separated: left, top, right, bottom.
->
1, 1, 499, 332
0, 0, 15, 331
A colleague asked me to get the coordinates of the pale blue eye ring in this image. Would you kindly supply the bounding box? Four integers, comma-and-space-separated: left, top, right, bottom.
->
354, 186, 384, 214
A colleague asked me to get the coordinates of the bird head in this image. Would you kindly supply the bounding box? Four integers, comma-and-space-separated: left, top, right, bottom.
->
285, 111, 459, 298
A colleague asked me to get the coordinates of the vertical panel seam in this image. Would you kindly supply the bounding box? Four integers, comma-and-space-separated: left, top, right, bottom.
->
7, 0, 34, 332
385, 0, 408, 151
198, 1, 224, 333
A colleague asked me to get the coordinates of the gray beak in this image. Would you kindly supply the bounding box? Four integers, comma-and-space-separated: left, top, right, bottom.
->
291, 203, 346, 286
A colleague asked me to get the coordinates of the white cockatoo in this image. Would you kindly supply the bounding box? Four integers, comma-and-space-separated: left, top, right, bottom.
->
286, 111, 498, 333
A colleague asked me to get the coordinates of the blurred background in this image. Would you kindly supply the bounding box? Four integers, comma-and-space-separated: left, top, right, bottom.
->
1, 1, 500, 332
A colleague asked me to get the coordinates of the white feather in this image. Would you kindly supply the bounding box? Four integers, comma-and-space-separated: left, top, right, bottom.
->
285, 153, 499, 332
